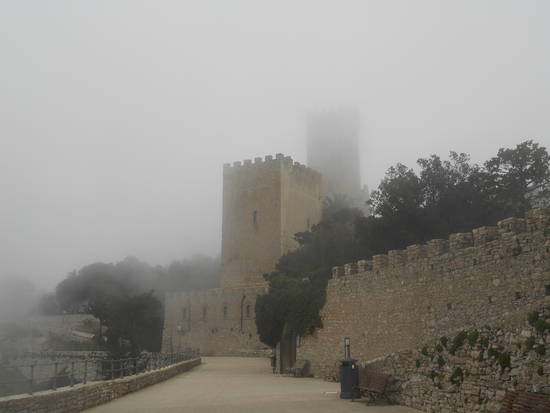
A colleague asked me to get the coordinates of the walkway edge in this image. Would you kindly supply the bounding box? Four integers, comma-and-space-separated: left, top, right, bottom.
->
0, 358, 202, 413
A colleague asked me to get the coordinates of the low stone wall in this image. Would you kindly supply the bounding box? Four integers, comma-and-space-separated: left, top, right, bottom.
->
366, 308, 549, 413
0, 358, 201, 413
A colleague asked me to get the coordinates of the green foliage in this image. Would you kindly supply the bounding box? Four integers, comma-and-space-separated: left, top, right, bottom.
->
534, 319, 550, 335
450, 367, 464, 385
525, 336, 536, 351
479, 337, 489, 349
255, 274, 326, 347
537, 366, 544, 376
421, 346, 429, 357
437, 355, 446, 368
497, 352, 511, 371
528, 311, 540, 326
488, 346, 504, 360
429, 370, 437, 382
450, 331, 468, 355
535, 344, 546, 356
467, 331, 479, 347
257, 141, 550, 347
357, 141, 550, 256
255, 202, 365, 346
415, 359, 421, 368
440, 336, 448, 348
435, 344, 443, 353
102, 292, 163, 356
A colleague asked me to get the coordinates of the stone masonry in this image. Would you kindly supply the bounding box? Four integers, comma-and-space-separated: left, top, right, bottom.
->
367, 307, 549, 413
163, 154, 323, 355
297, 208, 550, 381
0, 358, 201, 413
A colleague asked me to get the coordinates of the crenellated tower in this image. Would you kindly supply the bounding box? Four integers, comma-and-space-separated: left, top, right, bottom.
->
221, 154, 323, 288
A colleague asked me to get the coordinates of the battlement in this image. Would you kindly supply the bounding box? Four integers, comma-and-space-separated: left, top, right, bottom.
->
332, 208, 550, 278
223, 153, 322, 181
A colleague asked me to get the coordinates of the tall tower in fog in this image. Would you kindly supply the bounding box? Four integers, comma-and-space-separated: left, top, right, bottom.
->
307, 108, 367, 210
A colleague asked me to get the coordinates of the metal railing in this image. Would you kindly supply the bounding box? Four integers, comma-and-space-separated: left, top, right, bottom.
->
0, 348, 199, 398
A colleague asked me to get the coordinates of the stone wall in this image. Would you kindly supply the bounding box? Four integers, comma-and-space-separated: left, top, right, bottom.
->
163, 154, 322, 356
0, 358, 201, 413
366, 307, 549, 412
297, 208, 550, 379
162, 285, 270, 356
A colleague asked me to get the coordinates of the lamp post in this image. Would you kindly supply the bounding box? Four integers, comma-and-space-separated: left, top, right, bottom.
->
344, 337, 350, 359
340, 336, 359, 399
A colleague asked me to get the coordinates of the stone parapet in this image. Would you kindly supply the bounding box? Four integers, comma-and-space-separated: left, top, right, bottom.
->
331, 208, 550, 277
0, 358, 201, 413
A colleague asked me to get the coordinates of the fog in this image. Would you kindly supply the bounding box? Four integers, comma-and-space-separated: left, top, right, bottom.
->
1, 0, 549, 292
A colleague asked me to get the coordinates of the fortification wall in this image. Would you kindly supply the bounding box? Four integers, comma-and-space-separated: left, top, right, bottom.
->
162, 284, 270, 356
298, 208, 550, 379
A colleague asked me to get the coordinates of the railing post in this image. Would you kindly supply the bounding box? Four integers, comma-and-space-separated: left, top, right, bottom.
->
84, 360, 88, 384
29, 364, 34, 395
53, 362, 58, 390
70, 361, 75, 387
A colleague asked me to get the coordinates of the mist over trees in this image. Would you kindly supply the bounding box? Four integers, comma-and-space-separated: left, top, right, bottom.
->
358, 140, 550, 256
30, 255, 220, 355
256, 140, 550, 347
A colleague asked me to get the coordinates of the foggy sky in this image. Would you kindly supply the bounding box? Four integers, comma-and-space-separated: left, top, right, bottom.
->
1, 0, 549, 290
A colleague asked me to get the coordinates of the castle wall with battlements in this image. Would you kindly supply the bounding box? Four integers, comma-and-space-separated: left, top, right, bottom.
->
297, 208, 550, 379
163, 154, 323, 355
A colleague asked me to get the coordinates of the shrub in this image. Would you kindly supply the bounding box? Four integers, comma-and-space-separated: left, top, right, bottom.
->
534, 319, 550, 335
535, 344, 546, 356
437, 356, 446, 368
436, 344, 443, 353
497, 352, 511, 371
488, 347, 501, 359
467, 331, 479, 346
537, 366, 544, 376
450, 367, 464, 385
528, 311, 540, 326
440, 336, 448, 348
415, 359, 421, 368
450, 331, 468, 355
421, 347, 429, 357
479, 337, 489, 349
525, 336, 536, 351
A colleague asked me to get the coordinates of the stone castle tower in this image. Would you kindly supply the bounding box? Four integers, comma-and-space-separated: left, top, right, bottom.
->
163, 154, 323, 355
307, 108, 368, 211
221, 154, 323, 288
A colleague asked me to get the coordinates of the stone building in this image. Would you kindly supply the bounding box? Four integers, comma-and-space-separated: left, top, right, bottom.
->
307, 108, 369, 212
162, 154, 323, 355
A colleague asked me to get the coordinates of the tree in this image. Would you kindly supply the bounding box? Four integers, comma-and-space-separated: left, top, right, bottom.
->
256, 139, 549, 348
255, 203, 364, 347
485, 140, 550, 215
103, 292, 163, 356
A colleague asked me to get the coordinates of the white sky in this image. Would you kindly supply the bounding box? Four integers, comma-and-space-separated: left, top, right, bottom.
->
1, 0, 549, 289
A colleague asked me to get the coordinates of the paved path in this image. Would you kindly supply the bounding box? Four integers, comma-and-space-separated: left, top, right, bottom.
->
85, 357, 420, 413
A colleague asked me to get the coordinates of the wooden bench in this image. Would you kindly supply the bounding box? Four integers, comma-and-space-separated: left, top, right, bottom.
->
353, 368, 390, 402
498, 390, 550, 413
